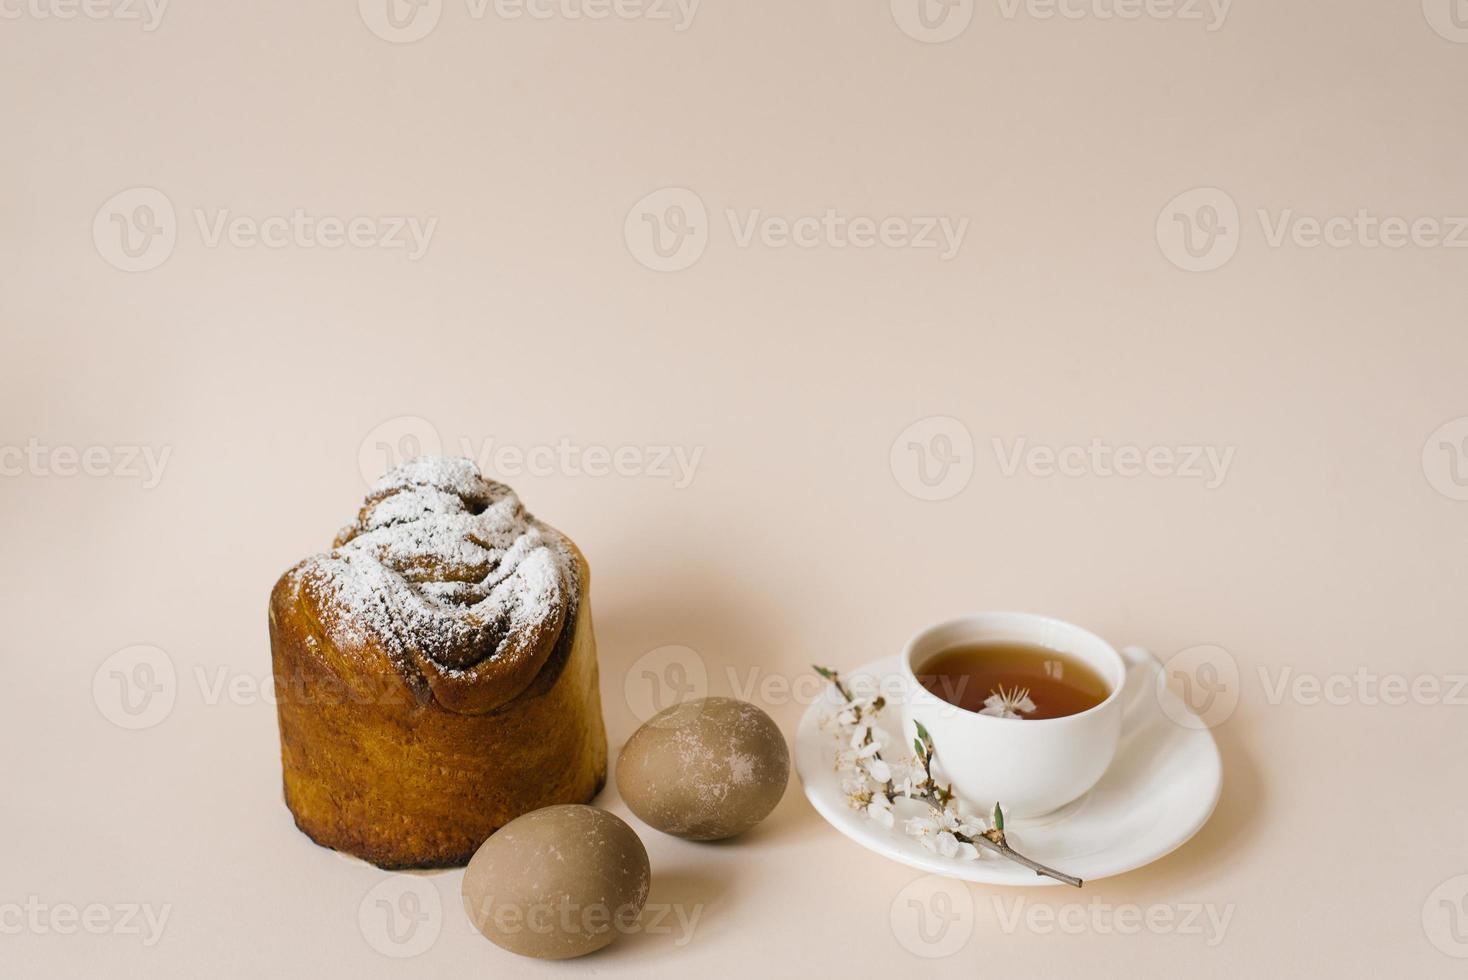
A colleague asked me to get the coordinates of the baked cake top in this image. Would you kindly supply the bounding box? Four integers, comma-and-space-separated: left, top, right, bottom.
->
285, 457, 580, 714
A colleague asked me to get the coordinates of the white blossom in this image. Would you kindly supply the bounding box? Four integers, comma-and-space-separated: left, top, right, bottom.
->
825, 686, 984, 862
979, 686, 1037, 719
866, 797, 895, 828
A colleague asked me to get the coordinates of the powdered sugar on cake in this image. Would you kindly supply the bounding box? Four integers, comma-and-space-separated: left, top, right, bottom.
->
295, 457, 576, 679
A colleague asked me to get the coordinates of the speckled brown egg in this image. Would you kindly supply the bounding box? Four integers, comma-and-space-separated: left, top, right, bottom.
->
461, 805, 650, 960
616, 697, 789, 841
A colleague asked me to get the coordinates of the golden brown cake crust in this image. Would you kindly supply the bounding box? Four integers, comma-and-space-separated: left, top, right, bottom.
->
268, 459, 608, 869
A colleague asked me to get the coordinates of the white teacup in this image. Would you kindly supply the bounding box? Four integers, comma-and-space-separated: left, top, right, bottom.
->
900, 612, 1154, 818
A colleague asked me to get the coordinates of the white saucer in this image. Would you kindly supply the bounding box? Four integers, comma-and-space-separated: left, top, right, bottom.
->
794, 652, 1222, 886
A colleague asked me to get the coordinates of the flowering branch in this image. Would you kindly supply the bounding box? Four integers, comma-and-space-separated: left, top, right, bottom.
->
814, 666, 1082, 888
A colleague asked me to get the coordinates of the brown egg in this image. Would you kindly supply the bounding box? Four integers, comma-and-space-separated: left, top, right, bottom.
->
461, 805, 650, 960
616, 697, 790, 841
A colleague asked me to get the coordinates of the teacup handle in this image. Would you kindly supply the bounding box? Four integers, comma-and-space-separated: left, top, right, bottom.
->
1118, 645, 1163, 734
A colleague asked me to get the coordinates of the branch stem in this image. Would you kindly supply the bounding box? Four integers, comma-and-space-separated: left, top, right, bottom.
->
972, 831, 1083, 888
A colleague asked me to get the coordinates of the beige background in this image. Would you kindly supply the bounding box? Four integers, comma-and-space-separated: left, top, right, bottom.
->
4, 0, 1468, 975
